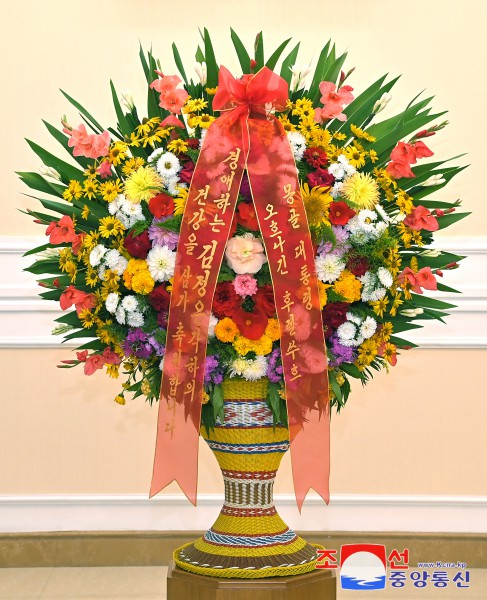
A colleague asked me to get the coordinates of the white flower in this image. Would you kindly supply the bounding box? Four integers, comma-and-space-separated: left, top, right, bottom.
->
120, 90, 135, 111
373, 93, 392, 114
114, 256, 128, 276
337, 321, 357, 341
315, 254, 346, 283
199, 128, 208, 149
115, 306, 126, 325
127, 310, 145, 327
330, 181, 344, 198
121, 295, 138, 312
166, 176, 184, 197
147, 245, 176, 282
328, 162, 346, 180
89, 244, 107, 267
337, 154, 356, 177
230, 356, 268, 381
420, 248, 441, 257
194, 61, 207, 85
98, 265, 106, 281
346, 312, 362, 326
375, 204, 390, 222
289, 64, 312, 93
40, 165, 61, 181
287, 131, 307, 161
104, 249, 122, 270
156, 152, 181, 179
400, 308, 424, 317
105, 293, 119, 314
120, 199, 143, 219
208, 313, 218, 338
148, 148, 166, 165
360, 316, 377, 339
108, 195, 124, 215
377, 267, 393, 288
422, 174, 446, 187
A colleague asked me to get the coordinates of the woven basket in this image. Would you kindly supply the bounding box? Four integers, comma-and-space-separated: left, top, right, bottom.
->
173, 378, 323, 578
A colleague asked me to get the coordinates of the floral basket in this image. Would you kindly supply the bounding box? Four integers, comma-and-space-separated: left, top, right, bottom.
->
20, 30, 467, 578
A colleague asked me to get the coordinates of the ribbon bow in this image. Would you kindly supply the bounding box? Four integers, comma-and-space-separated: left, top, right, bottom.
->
150, 66, 330, 511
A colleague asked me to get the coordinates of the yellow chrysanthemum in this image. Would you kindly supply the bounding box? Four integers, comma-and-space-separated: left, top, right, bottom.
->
389, 295, 404, 316
124, 166, 162, 203
81, 204, 90, 220
341, 172, 380, 210
205, 87, 218, 95
201, 391, 210, 405
350, 124, 376, 142
85, 267, 99, 287
99, 216, 125, 238
264, 319, 280, 342
252, 335, 273, 356
292, 98, 314, 119
106, 364, 120, 379
62, 180, 83, 202
83, 231, 100, 251
78, 308, 97, 329
332, 131, 347, 141
136, 117, 161, 136
307, 128, 332, 150
58, 248, 74, 272
114, 395, 126, 405
215, 318, 240, 343
344, 144, 366, 168
174, 187, 188, 216
378, 322, 393, 342
357, 338, 378, 368
183, 98, 208, 113
371, 296, 389, 318
233, 335, 253, 356
333, 270, 362, 303
300, 183, 332, 227
65, 261, 77, 283
317, 280, 329, 309
131, 270, 155, 295
122, 156, 145, 176
277, 115, 296, 132
196, 113, 216, 129
368, 149, 379, 163
298, 116, 319, 138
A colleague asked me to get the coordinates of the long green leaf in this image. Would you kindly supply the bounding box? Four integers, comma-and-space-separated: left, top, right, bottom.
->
230, 28, 251, 73
110, 80, 132, 136
308, 40, 331, 100
26, 140, 83, 183
172, 42, 188, 84
265, 38, 291, 71
60, 90, 104, 133
203, 28, 218, 88
43, 121, 91, 169
279, 43, 300, 84
17, 172, 64, 197
254, 31, 264, 69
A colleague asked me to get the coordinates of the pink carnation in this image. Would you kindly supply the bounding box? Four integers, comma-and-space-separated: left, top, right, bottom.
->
67, 124, 110, 159
233, 274, 258, 297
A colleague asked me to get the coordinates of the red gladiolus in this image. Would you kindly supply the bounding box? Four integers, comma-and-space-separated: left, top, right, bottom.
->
232, 307, 268, 340
404, 205, 439, 232
46, 215, 78, 245
386, 160, 415, 179
387, 140, 433, 179
148, 193, 175, 219
329, 201, 356, 226
124, 230, 152, 259
236, 202, 259, 230
60, 286, 96, 314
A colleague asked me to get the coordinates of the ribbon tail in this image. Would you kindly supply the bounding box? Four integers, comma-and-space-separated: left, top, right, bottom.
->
290, 409, 330, 513
149, 395, 199, 506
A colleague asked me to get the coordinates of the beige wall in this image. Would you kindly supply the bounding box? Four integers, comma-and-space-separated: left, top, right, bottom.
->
1, 0, 486, 498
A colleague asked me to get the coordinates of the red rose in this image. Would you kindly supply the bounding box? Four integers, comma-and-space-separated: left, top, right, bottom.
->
254, 285, 276, 317
124, 229, 151, 259
303, 147, 328, 169
187, 138, 199, 149
307, 167, 335, 189
149, 284, 171, 312
346, 254, 370, 277
236, 202, 259, 230
212, 281, 241, 318
148, 193, 174, 219
329, 201, 356, 226
232, 307, 268, 340
322, 302, 349, 338
179, 161, 195, 184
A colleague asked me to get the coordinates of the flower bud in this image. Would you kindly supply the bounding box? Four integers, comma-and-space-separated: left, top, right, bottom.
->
120, 90, 135, 111
445, 262, 459, 270
419, 248, 441, 257
194, 61, 207, 85
399, 308, 424, 317
39, 165, 61, 181
422, 174, 446, 187
372, 93, 392, 114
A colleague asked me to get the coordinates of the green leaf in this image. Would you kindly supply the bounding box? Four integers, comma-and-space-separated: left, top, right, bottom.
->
436, 282, 461, 294
409, 294, 456, 310
212, 384, 225, 422
60, 90, 104, 133
39, 289, 62, 301
254, 31, 264, 69
17, 172, 64, 197
26, 139, 83, 183
62, 329, 97, 342
110, 80, 132, 136
340, 363, 364, 379
230, 28, 251, 73
203, 28, 219, 88
195, 45, 205, 64
172, 42, 188, 84
308, 40, 331, 100
437, 212, 471, 230
265, 38, 291, 72
43, 121, 91, 169
23, 243, 52, 257
279, 43, 300, 84
391, 320, 423, 333
390, 336, 417, 348
322, 51, 347, 86
24, 260, 61, 275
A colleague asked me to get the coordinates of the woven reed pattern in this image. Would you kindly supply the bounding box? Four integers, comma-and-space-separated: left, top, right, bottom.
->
173, 379, 324, 578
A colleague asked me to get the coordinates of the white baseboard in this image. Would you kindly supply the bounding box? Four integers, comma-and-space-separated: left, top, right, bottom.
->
1, 493, 486, 534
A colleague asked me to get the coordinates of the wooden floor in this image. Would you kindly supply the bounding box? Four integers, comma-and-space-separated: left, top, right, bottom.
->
0, 566, 485, 599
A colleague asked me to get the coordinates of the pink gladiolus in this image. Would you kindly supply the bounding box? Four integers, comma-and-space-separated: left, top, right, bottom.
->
396, 267, 417, 288
101, 347, 121, 365
314, 81, 354, 123
71, 232, 86, 255
414, 267, 437, 292
67, 124, 110, 159
150, 73, 188, 115
76, 350, 88, 362
386, 140, 433, 179
97, 160, 112, 178
60, 285, 96, 314
412, 140, 434, 159
386, 160, 415, 179
46, 215, 78, 244
391, 141, 417, 165
83, 347, 120, 376
404, 205, 439, 232
160, 115, 185, 129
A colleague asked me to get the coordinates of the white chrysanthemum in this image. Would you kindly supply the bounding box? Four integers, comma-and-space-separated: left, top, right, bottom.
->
330, 181, 344, 198
208, 313, 218, 338
114, 212, 131, 228
360, 316, 377, 339
156, 152, 181, 179
346, 312, 362, 325
105, 292, 119, 314
375, 204, 390, 222
120, 199, 144, 219
127, 310, 145, 327
337, 321, 357, 341
328, 162, 346, 180
121, 295, 138, 312
113, 256, 128, 276
98, 265, 106, 280
115, 306, 126, 325
166, 176, 185, 196
199, 128, 208, 149
89, 244, 107, 267
148, 148, 166, 165
377, 267, 393, 288
108, 195, 124, 215
229, 357, 247, 377
337, 154, 356, 177
242, 356, 268, 381
146, 245, 176, 282
357, 210, 378, 229
315, 254, 346, 283
368, 287, 387, 301
104, 249, 122, 270
287, 131, 307, 161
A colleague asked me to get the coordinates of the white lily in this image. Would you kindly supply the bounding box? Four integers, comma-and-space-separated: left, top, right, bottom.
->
195, 62, 207, 86
39, 165, 61, 181
372, 93, 392, 114
289, 64, 312, 93
422, 174, 446, 187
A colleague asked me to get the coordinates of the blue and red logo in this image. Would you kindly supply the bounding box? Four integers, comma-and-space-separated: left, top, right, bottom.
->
340, 544, 387, 590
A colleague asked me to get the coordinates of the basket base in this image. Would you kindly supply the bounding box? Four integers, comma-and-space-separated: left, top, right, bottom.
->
167, 559, 337, 599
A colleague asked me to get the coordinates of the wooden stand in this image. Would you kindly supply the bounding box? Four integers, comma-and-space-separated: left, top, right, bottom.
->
167, 561, 336, 600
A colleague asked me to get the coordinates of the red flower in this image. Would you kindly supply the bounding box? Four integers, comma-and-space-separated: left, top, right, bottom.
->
303, 147, 328, 169
236, 202, 259, 230
46, 215, 78, 245
346, 254, 370, 277
307, 167, 335, 189
254, 285, 276, 317
179, 161, 195, 184
404, 205, 439, 232
212, 281, 241, 318
187, 138, 200, 149
321, 302, 349, 338
149, 284, 171, 312
232, 307, 268, 340
329, 201, 356, 226
124, 229, 152, 259
386, 160, 415, 179
148, 193, 175, 219
60, 286, 96, 315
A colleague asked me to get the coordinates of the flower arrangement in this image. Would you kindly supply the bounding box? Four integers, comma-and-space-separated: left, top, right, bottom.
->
21, 31, 467, 429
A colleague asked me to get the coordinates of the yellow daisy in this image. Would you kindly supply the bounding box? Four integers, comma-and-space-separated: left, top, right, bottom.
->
300, 182, 332, 227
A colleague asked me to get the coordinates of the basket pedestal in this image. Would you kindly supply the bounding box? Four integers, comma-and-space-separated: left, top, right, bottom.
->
167, 560, 337, 600
173, 379, 327, 579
